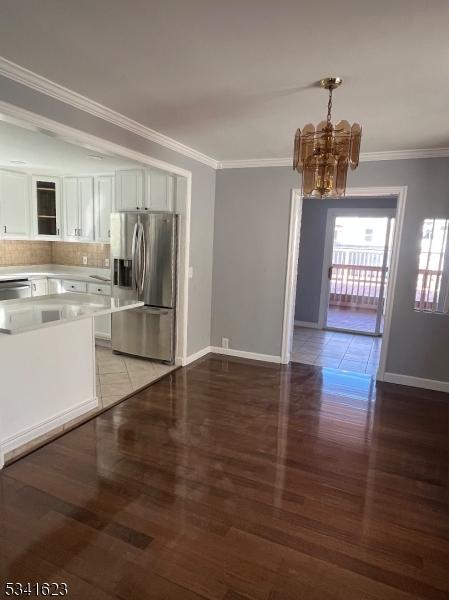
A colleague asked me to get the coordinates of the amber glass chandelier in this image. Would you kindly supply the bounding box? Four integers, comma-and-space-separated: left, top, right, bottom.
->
293, 77, 361, 198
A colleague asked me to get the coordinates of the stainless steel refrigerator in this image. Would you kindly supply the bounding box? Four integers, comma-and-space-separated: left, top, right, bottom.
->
110, 211, 177, 362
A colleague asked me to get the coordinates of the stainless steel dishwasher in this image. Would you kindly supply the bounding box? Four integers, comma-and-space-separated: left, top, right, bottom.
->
0, 279, 32, 301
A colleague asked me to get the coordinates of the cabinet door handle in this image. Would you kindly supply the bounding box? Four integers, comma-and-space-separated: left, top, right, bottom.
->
78, 228, 82, 236
108, 229, 110, 238
74, 228, 77, 236
57, 227, 60, 235
3, 225, 6, 233
32, 283, 36, 291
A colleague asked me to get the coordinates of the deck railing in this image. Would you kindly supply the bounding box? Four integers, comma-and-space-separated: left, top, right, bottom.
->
415, 268, 444, 310
329, 264, 383, 309
330, 263, 443, 310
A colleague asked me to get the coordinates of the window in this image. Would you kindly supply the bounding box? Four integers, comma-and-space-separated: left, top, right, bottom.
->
415, 218, 449, 313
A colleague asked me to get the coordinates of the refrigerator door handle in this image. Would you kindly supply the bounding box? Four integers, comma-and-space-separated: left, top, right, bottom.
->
138, 222, 146, 294
131, 221, 139, 291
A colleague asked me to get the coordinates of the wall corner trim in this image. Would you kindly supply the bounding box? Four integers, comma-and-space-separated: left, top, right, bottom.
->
382, 372, 449, 394
182, 346, 212, 366
0, 56, 218, 170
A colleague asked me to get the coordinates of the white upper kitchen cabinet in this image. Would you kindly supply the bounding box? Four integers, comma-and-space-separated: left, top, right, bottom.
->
147, 170, 174, 212
63, 176, 94, 242
95, 175, 114, 242
31, 176, 62, 240
0, 170, 30, 239
78, 177, 94, 241
63, 177, 79, 240
115, 169, 144, 210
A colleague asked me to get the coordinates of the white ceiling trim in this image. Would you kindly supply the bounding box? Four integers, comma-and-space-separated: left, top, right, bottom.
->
1, 57, 449, 171
217, 147, 449, 169
0, 56, 219, 170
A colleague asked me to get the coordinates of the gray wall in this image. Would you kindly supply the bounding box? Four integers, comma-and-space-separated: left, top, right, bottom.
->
212, 160, 449, 382
0, 76, 216, 356
295, 195, 398, 323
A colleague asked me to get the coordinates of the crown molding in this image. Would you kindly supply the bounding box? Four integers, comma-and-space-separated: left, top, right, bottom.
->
1, 57, 449, 172
0, 56, 219, 170
217, 147, 449, 169
360, 148, 449, 161
217, 158, 292, 169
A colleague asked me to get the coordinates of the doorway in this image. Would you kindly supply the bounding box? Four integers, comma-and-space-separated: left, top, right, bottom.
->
320, 210, 396, 336
281, 188, 408, 381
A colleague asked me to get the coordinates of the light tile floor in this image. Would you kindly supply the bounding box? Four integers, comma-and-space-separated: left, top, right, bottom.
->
291, 326, 381, 375
95, 345, 177, 408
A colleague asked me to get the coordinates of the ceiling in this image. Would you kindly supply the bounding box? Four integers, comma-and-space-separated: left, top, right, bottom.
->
0, 120, 139, 174
0, 0, 448, 161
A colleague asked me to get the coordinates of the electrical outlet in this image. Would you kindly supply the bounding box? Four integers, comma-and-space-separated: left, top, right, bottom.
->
82, 256, 88, 265
188, 266, 194, 279
104, 257, 110, 268
221, 337, 229, 349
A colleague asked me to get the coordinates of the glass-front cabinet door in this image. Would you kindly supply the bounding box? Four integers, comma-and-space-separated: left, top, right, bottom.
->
32, 176, 61, 239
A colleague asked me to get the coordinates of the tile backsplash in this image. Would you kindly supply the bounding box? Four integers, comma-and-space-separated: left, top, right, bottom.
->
0, 240, 52, 266
0, 240, 110, 268
52, 242, 110, 268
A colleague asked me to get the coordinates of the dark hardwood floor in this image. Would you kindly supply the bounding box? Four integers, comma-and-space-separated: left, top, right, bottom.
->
1, 355, 449, 600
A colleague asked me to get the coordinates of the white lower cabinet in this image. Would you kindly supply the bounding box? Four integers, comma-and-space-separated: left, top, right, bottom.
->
30, 278, 48, 297
87, 282, 111, 339
61, 279, 88, 293
47, 278, 62, 294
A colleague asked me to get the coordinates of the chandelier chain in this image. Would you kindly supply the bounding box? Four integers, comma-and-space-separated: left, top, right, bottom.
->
326, 88, 333, 125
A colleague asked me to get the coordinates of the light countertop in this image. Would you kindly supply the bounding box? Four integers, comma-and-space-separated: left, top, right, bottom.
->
0, 265, 111, 284
0, 293, 142, 335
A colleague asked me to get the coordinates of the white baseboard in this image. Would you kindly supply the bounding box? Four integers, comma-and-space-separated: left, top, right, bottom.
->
182, 345, 282, 365
210, 346, 281, 364
0, 397, 99, 468
95, 333, 111, 341
383, 372, 449, 394
294, 320, 320, 329
182, 346, 212, 366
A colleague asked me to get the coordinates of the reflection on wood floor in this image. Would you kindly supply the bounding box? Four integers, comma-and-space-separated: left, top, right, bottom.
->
1, 354, 449, 599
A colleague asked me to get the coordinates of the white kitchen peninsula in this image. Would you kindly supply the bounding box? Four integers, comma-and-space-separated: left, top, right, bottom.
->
0, 293, 143, 467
